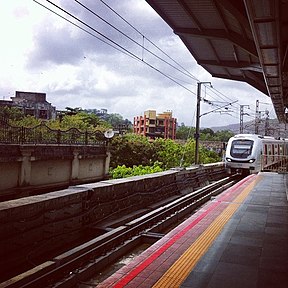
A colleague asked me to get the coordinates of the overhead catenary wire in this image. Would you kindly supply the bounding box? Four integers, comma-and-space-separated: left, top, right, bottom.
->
200, 85, 239, 120
74, 0, 199, 83
34, 0, 250, 119
98, 0, 199, 82
206, 86, 238, 107
33, 0, 137, 59
34, 0, 197, 95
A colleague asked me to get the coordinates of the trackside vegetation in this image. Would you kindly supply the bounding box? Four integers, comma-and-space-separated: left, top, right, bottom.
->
109, 134, 222, 178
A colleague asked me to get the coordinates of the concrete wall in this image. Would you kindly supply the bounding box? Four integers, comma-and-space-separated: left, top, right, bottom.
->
0, 162, 20, 191
0, 163, 226, 279
30, 159, 71, 186
0, 144, 110, 199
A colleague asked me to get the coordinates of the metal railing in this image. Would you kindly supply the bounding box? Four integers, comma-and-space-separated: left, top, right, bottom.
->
0, 118, 107, 146
261, 154, 288, 173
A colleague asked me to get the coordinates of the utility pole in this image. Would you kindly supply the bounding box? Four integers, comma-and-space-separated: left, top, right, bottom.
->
255, 100, 260, 134
240, 105, 249, 133
255, 100, 271, 135
264, 109, 269, 136
195, 81, 212, 165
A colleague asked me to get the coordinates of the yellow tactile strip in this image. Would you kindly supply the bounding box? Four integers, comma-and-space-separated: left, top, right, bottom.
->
152, 174, 261, 287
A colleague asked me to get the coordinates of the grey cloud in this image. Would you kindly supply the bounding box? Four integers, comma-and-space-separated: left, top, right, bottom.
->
28, 25, 84, 68
8, 0, 275, 127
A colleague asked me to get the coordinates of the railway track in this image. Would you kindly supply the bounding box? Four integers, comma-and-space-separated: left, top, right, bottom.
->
1, 174, 241, 288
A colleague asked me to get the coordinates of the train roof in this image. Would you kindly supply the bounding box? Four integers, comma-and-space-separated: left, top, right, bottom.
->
231, 134, 287, 141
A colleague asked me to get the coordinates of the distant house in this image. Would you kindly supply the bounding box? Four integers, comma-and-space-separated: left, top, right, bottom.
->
134, 110, 177, 140
0, 91, 56, 120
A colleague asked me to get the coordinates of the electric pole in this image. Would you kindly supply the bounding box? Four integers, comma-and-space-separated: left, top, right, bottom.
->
240, 105, 249, 133
255, 100, 260, 134
195, 81, 212, 165
264, 109, 269, 136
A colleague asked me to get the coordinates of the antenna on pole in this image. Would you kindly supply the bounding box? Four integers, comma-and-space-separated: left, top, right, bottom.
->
104, 129, 114, 139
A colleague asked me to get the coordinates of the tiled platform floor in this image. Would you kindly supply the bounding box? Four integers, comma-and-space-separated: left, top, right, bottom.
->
98, 172, 288, 288
181, 172, 288, 288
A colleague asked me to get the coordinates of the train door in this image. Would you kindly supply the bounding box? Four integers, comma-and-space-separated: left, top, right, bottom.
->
267, 143, 272, 168
263, 143, 268, 167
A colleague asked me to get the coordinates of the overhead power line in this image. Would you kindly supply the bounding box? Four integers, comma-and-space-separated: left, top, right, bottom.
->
98, 0, 199, 82
34, 0, 240, 108
34, 0, 197, 95
75, 0, 199, 82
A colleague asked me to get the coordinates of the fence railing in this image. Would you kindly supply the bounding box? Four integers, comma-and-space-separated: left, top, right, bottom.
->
261, 154, 288, 173
0, 118, 107, 146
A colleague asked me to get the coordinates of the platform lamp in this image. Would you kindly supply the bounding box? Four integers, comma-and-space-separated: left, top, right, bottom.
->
195, 81, 212, 165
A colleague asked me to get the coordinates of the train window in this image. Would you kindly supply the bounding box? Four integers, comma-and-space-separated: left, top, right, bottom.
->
274, 144, 278, 155
230, 139, 253, 158
268, 144, 272, 155
264, 144, 268, 164
279, 145, 283, 155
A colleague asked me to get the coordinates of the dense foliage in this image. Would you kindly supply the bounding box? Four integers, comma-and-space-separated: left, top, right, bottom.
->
110, 161, 163, 179
109, 133, 222, 178
1, 107, 111, 132
176, 123, 234, 142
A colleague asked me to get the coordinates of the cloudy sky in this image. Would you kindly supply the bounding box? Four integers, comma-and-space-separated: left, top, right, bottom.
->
0, 0, 276, 128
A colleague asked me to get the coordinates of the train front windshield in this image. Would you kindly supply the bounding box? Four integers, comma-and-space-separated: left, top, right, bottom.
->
230, 139, 253, 158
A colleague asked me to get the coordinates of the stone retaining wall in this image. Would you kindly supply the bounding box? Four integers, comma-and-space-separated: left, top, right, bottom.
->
0, 162, 226, 281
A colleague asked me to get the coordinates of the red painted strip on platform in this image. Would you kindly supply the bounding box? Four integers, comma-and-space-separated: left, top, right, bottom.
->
110, 174, 256, 288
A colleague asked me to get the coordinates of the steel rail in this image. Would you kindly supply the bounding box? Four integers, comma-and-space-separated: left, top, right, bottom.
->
1, 175, 240, 288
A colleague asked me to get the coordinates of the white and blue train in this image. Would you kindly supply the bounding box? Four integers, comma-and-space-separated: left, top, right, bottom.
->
225, 134, 288, 175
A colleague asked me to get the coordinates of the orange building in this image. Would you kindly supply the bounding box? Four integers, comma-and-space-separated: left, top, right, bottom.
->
133, 110, 177, 139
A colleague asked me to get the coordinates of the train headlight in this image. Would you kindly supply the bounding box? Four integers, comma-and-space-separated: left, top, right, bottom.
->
226, 158, 232, 162
248, 159, 255, 163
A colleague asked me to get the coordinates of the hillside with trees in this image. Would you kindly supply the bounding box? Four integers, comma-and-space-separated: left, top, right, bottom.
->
210, 118, 288, 138
176, 123, 234, 142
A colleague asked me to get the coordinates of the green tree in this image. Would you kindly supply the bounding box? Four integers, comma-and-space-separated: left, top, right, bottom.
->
176, 124, 194, 140
199, 145, 221, 163
151, 138, 184, 169
80, 112, 104, 128
105, 113, 125, 127
178, 139, 196, 167
60, 114, 90, 131
0, 106, 24, 122
109, 134, 222, 178
56, 111, 111, 132
214, 130, 234, 142
176, 123, 234, 143
11, 115, 41, 127
200, 128, 215, 140
110, 133, 155, 168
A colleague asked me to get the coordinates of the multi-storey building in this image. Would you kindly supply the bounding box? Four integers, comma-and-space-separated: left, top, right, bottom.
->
0, 91, 56, 120
133, 110, 177, 139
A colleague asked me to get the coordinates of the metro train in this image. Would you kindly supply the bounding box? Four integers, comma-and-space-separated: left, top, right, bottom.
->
225, 134, 288, 175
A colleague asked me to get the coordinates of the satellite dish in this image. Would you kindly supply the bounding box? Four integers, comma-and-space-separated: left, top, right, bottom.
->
104, 129, 114, 139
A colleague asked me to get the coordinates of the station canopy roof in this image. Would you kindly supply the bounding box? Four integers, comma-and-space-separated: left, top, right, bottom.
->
146, 0, 288, 122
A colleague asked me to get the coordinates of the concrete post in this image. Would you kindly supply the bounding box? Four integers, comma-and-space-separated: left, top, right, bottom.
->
71, 149, 80, 180
104, 151, 111, 176
19, 147, 33, 186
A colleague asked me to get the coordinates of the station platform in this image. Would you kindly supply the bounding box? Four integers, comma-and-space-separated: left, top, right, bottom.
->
98, 172, 288, 288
